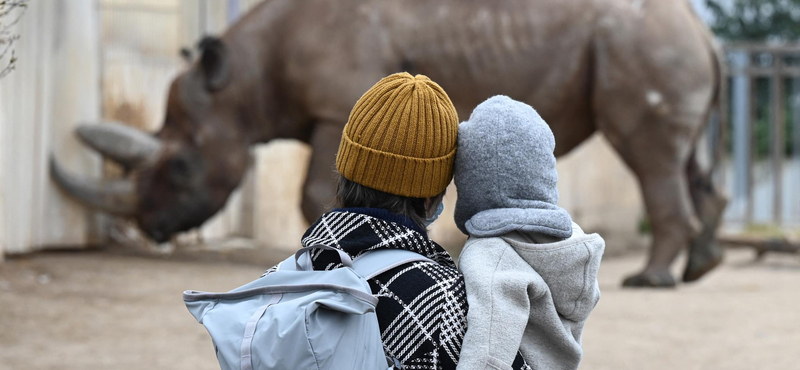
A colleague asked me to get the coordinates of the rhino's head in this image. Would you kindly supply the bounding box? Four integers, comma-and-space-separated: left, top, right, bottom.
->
51, 37, 259, 242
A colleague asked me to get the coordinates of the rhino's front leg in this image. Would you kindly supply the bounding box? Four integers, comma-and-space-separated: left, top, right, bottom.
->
301, 122, 343, 222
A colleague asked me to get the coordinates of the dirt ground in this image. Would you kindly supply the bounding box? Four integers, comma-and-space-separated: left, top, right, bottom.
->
1, 248, 799, 370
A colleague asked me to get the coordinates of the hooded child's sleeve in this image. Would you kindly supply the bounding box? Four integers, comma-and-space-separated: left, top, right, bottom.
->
456, 238, 539, 370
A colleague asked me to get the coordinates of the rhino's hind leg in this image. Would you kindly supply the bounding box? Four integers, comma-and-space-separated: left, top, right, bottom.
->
683, 152, 727, 282
623, 167, 702, 288
599, 117, 703, 288
301, 122, 342, 222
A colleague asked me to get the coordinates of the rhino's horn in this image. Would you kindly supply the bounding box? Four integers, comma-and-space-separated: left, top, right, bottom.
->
50, 155, 138, 216
76, 122, 162, 169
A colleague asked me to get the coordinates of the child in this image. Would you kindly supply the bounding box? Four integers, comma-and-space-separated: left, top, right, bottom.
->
454, 96, 605, 370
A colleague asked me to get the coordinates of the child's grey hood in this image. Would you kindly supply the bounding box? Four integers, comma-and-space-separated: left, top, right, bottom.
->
502, 223, 605, 321
454, 95, 573, 239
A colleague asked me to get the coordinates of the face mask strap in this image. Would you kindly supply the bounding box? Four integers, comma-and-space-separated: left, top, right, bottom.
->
425, 202, 445, 227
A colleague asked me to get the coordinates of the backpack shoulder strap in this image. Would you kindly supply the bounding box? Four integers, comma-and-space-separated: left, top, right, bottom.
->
352, 249, 433, 279
276, 255, 297, 272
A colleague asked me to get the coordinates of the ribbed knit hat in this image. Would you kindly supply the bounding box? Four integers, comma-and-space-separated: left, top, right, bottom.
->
336, 72, 459, 198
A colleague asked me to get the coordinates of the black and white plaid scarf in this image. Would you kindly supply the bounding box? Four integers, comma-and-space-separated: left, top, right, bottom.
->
263, 210, 530, 370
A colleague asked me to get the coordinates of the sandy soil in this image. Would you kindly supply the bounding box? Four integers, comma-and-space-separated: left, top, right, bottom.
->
1, 248, 798, 370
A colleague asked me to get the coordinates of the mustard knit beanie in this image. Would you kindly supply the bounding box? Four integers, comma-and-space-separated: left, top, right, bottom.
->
336, 72, 459, 198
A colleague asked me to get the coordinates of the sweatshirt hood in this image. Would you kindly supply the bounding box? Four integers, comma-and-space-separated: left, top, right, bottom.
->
502, 223, 604, 321
454, 95, 573, 239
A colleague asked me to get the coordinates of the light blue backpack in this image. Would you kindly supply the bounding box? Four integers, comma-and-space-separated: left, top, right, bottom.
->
184, 245, 431, 370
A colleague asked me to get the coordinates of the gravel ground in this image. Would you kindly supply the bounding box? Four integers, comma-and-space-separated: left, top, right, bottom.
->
1, 248, 798, 370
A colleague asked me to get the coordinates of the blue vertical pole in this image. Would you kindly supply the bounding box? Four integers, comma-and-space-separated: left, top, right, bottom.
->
792, 79, 800, 224
730, 51, 751, 221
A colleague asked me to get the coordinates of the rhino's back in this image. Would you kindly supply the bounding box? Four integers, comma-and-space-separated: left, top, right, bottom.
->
273, 0, 600, 117
382, 0, 600, 106
276, 0, 711, 148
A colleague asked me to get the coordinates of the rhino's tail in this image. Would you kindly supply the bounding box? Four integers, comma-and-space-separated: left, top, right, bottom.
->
690, 1, 727, 175
707, 34, 727, 175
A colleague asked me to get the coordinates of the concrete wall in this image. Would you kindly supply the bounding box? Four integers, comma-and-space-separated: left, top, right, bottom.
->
0, 0, 102, 255
92, 0, 310, 253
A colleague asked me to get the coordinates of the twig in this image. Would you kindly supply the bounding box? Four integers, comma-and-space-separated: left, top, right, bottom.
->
0, 1, 28, 23
0, 33, 17, 55
0, 0, 27, 79
0, 1, 29, 19
0, 49, 15, 79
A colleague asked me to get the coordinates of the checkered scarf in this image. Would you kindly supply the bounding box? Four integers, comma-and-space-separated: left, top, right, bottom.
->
263, 210, 529, 370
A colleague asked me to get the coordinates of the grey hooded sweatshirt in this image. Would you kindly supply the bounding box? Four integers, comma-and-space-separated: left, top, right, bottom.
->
454, 96, 605, 370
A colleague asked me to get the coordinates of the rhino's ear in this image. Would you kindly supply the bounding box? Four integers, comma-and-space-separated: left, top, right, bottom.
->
198, 36, 231, 92
179, 47, 194, 65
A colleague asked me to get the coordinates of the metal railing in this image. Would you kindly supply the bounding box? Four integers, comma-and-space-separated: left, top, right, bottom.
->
723, 43, 800, 226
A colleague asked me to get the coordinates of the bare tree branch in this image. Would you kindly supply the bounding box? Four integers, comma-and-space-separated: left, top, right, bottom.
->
0, 50, 15, 79
0, 0, 29, 18
0, 0, 28, 79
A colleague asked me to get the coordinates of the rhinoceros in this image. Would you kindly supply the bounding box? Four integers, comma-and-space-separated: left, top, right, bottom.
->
51, 0, 726, 287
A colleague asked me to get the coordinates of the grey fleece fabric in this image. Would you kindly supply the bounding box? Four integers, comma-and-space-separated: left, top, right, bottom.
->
454, 95, 573, 239
457, 224, 605, 370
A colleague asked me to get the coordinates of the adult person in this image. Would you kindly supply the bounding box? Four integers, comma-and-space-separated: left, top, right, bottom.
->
261, 73, 529, 369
